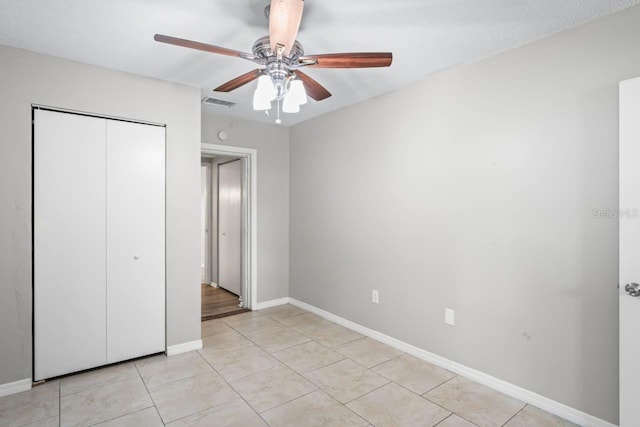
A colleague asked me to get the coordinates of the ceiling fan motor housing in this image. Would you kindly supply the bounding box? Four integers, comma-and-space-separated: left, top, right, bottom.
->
252, 35, 305, 99
252, 36, 304, 66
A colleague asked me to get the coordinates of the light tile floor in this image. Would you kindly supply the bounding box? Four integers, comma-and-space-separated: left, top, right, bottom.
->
0, 304, 579, 427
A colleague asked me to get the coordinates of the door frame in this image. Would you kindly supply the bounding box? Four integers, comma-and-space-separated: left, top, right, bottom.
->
201, 143, 257, 310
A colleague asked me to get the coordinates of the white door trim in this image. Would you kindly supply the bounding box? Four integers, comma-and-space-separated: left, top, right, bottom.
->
201, 143, 258, 309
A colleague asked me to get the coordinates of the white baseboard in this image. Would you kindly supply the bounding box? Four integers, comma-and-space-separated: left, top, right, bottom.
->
254, 297, 290, 310
288, 298, 616, 427
166, 340, 203, 356
0, 378, 31, 398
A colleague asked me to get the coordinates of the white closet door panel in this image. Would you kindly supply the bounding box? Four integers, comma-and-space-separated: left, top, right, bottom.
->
34, 110, 107, 380
218, 160, 242, 296
106, 120, 165, 364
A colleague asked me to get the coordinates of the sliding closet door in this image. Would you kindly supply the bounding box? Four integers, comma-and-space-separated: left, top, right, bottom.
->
106, 120, 165, 363
34, 110, 107, 381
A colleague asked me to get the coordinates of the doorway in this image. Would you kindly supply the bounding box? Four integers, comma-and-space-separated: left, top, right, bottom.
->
201, 155, 245, 319
200, 143, 258, 320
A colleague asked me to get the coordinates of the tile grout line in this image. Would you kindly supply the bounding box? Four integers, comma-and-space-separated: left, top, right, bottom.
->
333, 365, 480, 427
418, 376, 480, 424
242, 330, 313, 355
260, 333, 410, 412
270, 338, 325, 355
58, 380, 61, 427
343, 380, 392, 406
271, 338, 346, 371
199, 312, 358, 424
265, 340, 393, 423
375, 377, 473, 425
334, 350, 403, 372
86, 406, 156, 427
198, 322, 371, 425
56, 363, 140, 399
367, 352, 404, 370
272, 344, 392, 411
319, 338, 367, 349
195, 348, 274, 426
133, 360, 165, 425
261, 387, 371, 427
227, 321, 285, 337
432, 414, 455, 427
419, 373, 460, 396
257, 388, 319, 419
199, 348, 290, 385
500, 403, 529, 426
301, 354, 350, 375
417, 377, 481, 425
341, 381, 395, 427
162, 397, 247, 426
432, 413, 481, 427
299, 343, 479, 427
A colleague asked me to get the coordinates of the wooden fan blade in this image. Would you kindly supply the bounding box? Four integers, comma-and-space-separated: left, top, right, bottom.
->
269, 0, 304, 56
214, 69, 263, 92
295, 70, 331, 101
154, 34, 255, 60
299, 52, 393, 68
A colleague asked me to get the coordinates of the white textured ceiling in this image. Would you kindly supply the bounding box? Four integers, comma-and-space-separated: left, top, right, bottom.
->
0, 0, 638, 126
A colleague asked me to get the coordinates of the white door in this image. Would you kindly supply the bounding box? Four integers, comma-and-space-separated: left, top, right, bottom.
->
106, 120, 165, 364
620, 76, 640, 426
34, 110, 107, 380
201, 161, 212, 284
218, 160, 242, 296
201, 164, 208, 283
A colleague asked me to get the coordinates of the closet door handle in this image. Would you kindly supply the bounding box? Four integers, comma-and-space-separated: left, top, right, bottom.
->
133, 255, 140, 260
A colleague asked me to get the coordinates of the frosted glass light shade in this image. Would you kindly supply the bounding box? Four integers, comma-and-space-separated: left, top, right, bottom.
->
289, 80, 307, 105
282, 92, 300, 113
253, 75, 276, 110
253, 89, 272, 110
256, 75, 276, 101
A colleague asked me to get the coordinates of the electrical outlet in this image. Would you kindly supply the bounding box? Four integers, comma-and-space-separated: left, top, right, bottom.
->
371, 290, 379, 304
445, 308, 455, 326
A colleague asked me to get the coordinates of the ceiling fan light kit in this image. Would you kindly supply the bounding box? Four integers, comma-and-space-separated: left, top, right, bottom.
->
288, 80, 307, 105
253, 75, 276, 106
154, 0, 392, 124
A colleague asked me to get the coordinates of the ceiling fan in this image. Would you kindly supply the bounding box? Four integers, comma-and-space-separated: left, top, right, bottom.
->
154, 0, 392, 123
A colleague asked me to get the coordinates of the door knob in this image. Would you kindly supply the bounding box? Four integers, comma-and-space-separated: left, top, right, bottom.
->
133, 255, 140, 260
625, 282, 640, 297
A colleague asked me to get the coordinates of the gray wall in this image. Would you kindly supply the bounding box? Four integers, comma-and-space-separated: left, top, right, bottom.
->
290, 5, 640, 423
202, 113, 290, 303
0, 44, 201, 385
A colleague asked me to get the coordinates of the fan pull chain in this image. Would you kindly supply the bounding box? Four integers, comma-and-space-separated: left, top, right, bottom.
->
276, 99, 282, 124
